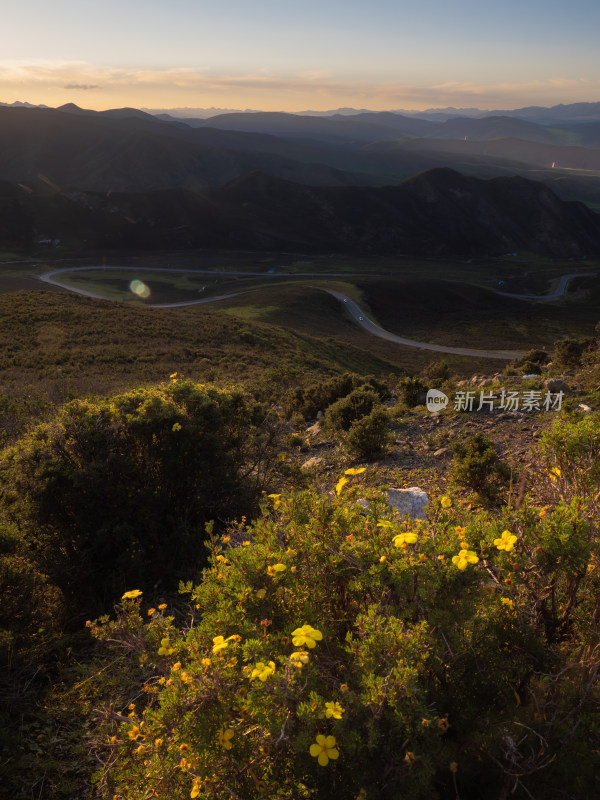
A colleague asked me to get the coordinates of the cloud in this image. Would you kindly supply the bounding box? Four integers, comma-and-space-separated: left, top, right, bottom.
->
0, 59, 598, 111
63, 84, 102, 90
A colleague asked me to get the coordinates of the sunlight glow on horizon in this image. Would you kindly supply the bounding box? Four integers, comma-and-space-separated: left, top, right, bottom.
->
3, 0, 600, 113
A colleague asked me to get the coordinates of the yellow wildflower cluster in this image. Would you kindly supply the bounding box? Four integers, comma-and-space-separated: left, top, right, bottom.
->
158, 637, 174, 656
289, 651, 309, 669
267, 563, 286, 577
217, 728, 234, 749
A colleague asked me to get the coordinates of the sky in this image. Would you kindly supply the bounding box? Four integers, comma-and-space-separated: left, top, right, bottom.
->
2, 0, 600, 113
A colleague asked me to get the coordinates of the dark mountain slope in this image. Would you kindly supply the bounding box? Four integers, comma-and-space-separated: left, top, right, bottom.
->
2, 169, 599, 258
0, 107, 356, 191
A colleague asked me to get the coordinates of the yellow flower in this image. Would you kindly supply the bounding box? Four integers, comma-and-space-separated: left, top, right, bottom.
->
212, 634, 240, 654
500, 597, 515, 610
289, 651, 309, 669
267, 563, 286, 577
158, 603, 167, 611
344, 467, 366, 475
171, 662, 181, 672
170, 372, 178, 379
172, 422, 182, 432
454, 526, 466, 535
291, 624, 323, 649
154, 738, 163, 748
324, 701, 344, 719
494, 530, 518, 552
147, 607, 156, 616
404, 751, 416, 766
190, 780, 201, 799
217, 727, 234, 749
548, 466, 561, 481
250, 661, 276, 682
335, 476, 349, 495
376, 519, 394, 529
212, 636, 229, 654
128, 725, 142, 740
158, 637, 174, 656
452, 550, 479, 570
121, 589, 143, 600
310, 734, 339, 766
393, 532, 418, 547
267, 493, 282, 509
441, 496, 452, 508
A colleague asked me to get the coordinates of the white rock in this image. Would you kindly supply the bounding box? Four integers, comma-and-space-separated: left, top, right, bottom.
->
386, 487, 429, 520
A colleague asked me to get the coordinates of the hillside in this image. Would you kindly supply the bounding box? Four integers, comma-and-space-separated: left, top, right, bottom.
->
2, 168, 599, 257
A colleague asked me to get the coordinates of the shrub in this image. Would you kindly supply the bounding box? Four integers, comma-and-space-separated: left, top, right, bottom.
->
553, 337, 596, 370
88, 481, 600, 800
539, 412, 600, 508
282, 373, 390, 420
397, 377, 427, 408
422, 360, 450, 384
324, 388, 379, 432
451, 433, 511, 500
0, 380, 268, 616
344, 407, 391, 459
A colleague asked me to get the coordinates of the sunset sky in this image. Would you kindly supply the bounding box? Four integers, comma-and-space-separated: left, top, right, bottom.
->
3, 0, 600, 113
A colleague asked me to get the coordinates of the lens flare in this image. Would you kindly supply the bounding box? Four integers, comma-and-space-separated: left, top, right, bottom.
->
129, 279, 151, 299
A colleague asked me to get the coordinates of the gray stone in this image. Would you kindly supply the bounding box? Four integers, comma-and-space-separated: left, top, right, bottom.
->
433, 447, 453, 459
301, 456, 324, 471
544, 378, 569, 393
386, 487, 429, 520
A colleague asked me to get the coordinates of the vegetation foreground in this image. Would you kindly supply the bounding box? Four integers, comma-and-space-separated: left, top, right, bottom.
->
1, 348, 600, 799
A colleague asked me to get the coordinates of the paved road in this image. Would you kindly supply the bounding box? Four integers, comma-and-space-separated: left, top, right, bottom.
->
37, 266, 596, 360
318, 289, 523, 360
495, 271, 596, 301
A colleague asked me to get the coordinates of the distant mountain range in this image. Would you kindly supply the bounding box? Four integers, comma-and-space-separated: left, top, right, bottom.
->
1, 101, 600, 258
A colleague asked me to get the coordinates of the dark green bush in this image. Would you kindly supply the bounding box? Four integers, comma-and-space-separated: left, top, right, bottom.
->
324, 388, 379, 432
344, 407, 391, 458
0, 380, 267, 616
451, 432, 511, 499
422, 360, 450, 383
553, 337, 596, 370
398, 376, 427, 408
282, 373, 390, 420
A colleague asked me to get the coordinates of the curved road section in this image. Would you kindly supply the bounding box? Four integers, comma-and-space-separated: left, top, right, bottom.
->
38, 267, 596, 361
319, 289, 522, 360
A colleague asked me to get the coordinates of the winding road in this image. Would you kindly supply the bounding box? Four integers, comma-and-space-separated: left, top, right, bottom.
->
37, 266, 596, 361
